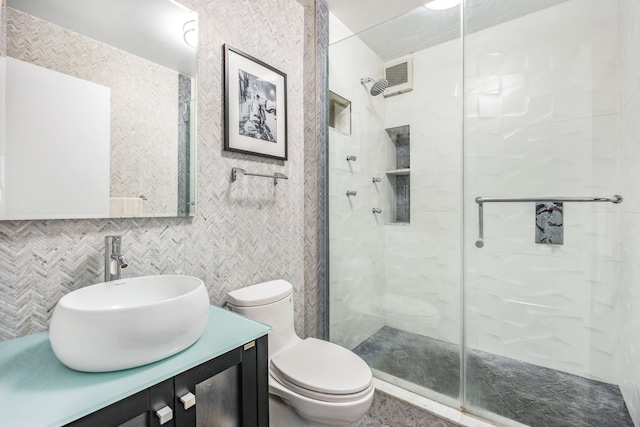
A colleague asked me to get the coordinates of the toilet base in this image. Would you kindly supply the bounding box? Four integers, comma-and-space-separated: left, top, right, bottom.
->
269, 395, 363, 427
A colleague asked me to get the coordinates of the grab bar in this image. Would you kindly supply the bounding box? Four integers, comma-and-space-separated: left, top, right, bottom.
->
231, 167, 288, 185
475, 195, 623, 248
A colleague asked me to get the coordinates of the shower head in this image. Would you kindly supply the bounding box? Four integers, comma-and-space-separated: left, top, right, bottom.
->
361, 77, 389, 96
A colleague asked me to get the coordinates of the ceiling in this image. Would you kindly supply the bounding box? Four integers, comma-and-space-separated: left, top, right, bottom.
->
324, 0, 569, 62
323, 0, 428, 34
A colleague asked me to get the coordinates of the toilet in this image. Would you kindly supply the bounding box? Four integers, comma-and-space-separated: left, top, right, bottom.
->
226, 280, 374, 427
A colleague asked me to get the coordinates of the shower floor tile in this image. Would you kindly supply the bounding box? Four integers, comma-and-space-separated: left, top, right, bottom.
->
352, 327, 633, 427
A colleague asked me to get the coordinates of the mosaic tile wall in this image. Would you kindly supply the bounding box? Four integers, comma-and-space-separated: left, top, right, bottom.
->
0, 0, 307, 341
299, 0, 329, 340
0, 6, 5, 57
177, 74, 193, 217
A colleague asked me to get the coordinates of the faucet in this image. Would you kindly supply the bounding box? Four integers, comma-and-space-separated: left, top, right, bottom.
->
105, 236, 129, 282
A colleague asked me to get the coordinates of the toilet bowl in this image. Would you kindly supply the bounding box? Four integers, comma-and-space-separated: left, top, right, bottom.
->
227, 280, 374, 427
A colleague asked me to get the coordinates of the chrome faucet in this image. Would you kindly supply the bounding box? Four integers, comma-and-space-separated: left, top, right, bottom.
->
105, 236, 129, 282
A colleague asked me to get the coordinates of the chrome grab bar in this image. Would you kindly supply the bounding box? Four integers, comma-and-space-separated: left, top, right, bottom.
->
476, 195, 623, 205
231, 167, 288, 185
474, 195, 623, 248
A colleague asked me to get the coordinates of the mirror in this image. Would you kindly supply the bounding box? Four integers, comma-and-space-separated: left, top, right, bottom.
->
0, 0, 197, 220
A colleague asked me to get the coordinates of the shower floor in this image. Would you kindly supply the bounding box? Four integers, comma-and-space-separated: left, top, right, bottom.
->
352, 327, 633, 427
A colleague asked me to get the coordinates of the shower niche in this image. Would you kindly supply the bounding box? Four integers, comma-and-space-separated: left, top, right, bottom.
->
384, 125, 410, 224
328, 91, 351, 135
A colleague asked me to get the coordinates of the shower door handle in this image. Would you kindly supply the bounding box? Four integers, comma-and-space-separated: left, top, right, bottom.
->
474, 195, 622, 248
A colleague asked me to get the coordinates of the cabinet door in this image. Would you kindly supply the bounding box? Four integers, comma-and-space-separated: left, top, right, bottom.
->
65, 378, 174, 427
174, 336, 268, 427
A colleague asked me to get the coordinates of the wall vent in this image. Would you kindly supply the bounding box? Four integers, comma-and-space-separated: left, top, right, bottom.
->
384, 56, 413, 97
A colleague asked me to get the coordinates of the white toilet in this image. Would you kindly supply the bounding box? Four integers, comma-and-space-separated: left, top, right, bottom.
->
226, 280, 374, 427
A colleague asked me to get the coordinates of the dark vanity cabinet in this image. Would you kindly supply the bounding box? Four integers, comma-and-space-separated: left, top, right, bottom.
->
65, 336, 268, 427
175, 336, 269, 427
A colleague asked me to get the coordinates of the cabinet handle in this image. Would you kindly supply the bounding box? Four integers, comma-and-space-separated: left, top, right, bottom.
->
180, 392, 196, 410
156, 406, 173, 425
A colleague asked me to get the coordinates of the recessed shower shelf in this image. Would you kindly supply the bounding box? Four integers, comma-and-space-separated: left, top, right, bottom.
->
385, 168, 410, 176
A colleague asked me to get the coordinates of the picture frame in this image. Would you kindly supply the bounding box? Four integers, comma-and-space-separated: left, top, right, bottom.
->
224, 44, 288, 160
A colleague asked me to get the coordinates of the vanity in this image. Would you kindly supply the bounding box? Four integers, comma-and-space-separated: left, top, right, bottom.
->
0, 306, 270, 427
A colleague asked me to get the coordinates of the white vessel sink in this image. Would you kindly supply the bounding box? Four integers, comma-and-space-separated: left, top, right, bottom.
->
49, 275, 210, 372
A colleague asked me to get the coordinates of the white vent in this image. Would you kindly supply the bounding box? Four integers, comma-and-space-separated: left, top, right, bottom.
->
384, 56, 413, 97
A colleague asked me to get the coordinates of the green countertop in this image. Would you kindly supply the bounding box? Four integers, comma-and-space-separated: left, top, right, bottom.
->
0, 305, 270, 427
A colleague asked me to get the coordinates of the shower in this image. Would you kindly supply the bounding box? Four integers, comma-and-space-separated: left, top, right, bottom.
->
360, 77, 388, 96
328, 1, 637, 426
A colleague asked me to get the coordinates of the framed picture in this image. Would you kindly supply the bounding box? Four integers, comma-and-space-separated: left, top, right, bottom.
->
224, 44, 288, 160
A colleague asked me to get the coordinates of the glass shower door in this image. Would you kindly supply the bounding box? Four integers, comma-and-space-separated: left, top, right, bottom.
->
462, 0, 632, 425
327, 7, 464, 408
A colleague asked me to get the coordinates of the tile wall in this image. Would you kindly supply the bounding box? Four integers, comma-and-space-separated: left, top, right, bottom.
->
383, 38, 463, 345
328, 32, 387, 350
330, 0, 623, 386
619, 0, 640, 422
464, 0, 621, 383
0, 0, 311, 342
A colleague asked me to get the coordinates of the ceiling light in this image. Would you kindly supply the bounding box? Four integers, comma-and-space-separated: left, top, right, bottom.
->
425, 0, 461, 11
183, 20, 197, 48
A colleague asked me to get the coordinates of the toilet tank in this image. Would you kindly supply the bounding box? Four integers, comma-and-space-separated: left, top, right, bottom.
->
226, 280, 299, 357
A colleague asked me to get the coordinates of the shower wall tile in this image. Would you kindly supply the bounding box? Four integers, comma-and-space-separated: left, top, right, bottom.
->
330, 0, 625, 398
465, 0, 621, 385
471, 203, 622, 261
619, 0, 640, 108
619, 0, 640, 420
465, 0, 619, 134
411, 171, 462, 214
466, 251, 621, 383
329, 33, 388, 349
386, 211, 461, 250
469, 115, 620, 198
381, 37, 463, 345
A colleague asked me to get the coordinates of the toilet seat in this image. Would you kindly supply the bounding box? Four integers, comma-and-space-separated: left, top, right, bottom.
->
270, 338, 373, 403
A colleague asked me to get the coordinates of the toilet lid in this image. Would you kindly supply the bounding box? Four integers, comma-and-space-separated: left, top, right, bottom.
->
226, 280, 292, 306
270, 338, 372, 395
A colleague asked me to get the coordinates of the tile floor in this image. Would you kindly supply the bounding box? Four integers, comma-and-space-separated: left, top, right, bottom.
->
353, 327, 633, 427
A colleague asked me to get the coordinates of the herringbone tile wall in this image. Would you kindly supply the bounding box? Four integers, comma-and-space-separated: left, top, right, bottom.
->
0, 0, 307, 341
1, 6, 6, 57
299, 0, 329, 340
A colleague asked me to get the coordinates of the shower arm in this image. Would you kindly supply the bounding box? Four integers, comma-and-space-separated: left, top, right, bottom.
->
474, 195, 623, 248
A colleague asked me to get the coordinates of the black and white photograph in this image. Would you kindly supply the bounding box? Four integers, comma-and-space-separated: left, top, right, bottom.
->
238, 70, 277, 143
224, 45, 288, 160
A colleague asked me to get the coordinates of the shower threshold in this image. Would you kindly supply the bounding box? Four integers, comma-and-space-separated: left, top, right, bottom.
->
353, 327, 633, 427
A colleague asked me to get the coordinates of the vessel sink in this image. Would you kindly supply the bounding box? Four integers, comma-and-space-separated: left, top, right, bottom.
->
49, 275, 210, 372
